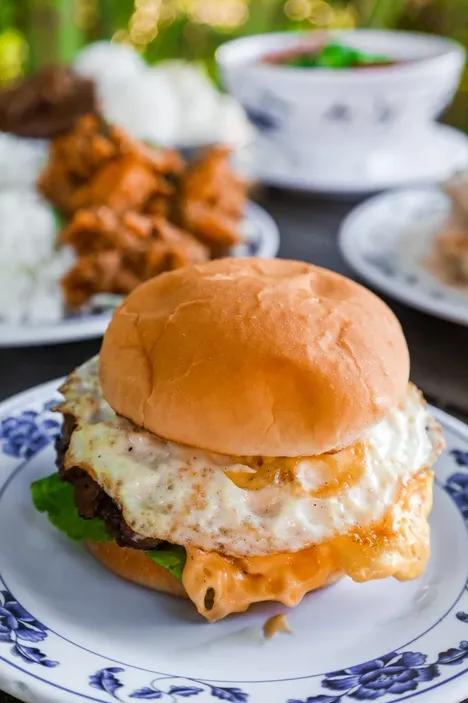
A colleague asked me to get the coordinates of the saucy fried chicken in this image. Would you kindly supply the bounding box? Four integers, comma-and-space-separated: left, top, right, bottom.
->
69, 155, 175, 213
177, 147, 246, 253
61, 207, 153, 255
61, 207, 209, 308
38, 115, 183, 215
38, 115, 248, 311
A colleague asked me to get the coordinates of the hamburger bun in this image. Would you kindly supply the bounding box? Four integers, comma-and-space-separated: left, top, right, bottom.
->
100, 258, 409, 457
85, 541, 187, 599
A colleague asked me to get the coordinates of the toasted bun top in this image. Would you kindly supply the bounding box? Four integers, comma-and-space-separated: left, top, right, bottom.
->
100, 258, 409, 457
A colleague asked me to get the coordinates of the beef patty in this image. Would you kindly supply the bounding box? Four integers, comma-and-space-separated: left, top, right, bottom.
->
57, 413, 162, 550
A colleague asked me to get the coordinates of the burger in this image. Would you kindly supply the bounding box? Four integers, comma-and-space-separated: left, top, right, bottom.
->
31, 258, 444, 622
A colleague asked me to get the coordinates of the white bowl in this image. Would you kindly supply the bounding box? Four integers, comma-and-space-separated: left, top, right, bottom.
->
217, 30, 466, 170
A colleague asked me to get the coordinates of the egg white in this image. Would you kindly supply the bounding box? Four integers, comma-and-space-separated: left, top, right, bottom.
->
60, 357, 443, 557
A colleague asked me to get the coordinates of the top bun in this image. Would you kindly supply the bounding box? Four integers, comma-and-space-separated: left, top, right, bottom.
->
100, 258, 409, 457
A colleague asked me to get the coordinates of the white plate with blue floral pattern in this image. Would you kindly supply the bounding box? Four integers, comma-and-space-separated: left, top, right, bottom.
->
0, 202, 280, 348
1, 381, 468, 703
339, 187, 468, 327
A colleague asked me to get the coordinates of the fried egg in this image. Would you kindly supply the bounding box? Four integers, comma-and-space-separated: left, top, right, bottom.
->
60, 357, 443, 558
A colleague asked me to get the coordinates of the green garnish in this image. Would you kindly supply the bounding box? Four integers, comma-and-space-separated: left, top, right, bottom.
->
31, 473, 112, 543
146, 546, 187, 581
31, 474, 186, 581
281, 43, 391, 69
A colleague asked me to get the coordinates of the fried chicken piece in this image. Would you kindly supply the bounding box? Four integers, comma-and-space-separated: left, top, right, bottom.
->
128, 137, 185, 176
44, 114, 118, 182
61, 251, 141, 309
180, 200, 241, 250
61, 209, 209, 309
145, 193, 172, 218
69, 155, 174, 213
38, 161, 79, 215
38, 114, 184, 215
41, 120, 248, 309
38, 116, 117, 213
61, 207, 153, 255
147, 216, 209, 273
177, 147, 246, 251
180, 147, 246, 217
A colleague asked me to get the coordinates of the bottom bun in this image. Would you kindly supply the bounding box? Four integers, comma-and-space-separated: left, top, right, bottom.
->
85, 540, 187, 599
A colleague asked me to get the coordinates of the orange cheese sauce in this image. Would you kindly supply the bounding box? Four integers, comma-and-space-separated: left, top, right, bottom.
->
182, 469, 432, 621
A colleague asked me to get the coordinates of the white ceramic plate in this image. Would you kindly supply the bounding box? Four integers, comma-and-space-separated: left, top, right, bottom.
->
339, 186, 468, 326
234, 125, 468, 197
1, 382, 468, 703
0, 201, 280, 348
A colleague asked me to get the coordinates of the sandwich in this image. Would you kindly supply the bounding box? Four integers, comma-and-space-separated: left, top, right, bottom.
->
31, 258, 444, 622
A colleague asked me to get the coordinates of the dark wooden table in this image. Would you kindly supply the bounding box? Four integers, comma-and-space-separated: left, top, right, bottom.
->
1, 189, 467, 703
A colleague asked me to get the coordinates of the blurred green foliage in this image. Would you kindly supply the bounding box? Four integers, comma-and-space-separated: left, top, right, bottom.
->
0, 1, 467, 127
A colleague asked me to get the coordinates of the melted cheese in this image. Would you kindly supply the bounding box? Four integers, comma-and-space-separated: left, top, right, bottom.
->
182, 470, 433, 621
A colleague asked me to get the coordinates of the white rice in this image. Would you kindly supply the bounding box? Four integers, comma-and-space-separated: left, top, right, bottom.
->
73, 40, 146, 84
97, 68, 180, 146
0, 190, 74, 324
0, 132, 48, 189
73, 43, 250, 147
158, 60, 251, 147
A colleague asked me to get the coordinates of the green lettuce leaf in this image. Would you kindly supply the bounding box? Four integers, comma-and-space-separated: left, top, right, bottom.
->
146, 545, 186, 581
31, 473, 186, 580
31, 473, 112, 543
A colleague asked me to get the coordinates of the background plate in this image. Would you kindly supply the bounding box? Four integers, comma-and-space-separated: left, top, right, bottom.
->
339, 186, 468, 326
0, 201, 280, 348
235, 125, 468, 197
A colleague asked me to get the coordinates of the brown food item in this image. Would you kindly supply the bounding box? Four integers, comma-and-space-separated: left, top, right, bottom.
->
38, 115, 247, 307
69, 155, 172, 214
38, 114, 184, 216
146, 216, 210, 272
61, 251, 138, 308
177, 147, 246, 253
0, 65, 97, 139
61, 208, 153, 255
145, 194, 172, 218
99, 258, 410, 458
61, 208, 209, 308
180, 200, 241, 253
